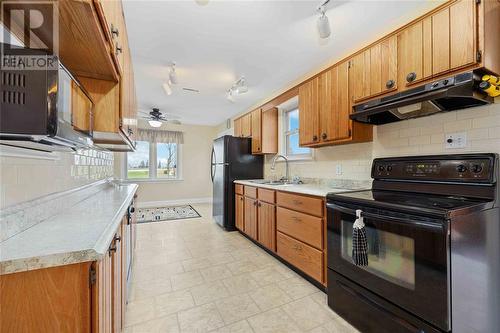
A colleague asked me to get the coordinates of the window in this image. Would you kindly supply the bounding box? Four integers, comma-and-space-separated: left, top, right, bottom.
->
283, 108, 311, 160
126, 141, 180, 180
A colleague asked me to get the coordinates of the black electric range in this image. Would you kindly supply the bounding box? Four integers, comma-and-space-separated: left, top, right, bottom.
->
326, 154, 500, 333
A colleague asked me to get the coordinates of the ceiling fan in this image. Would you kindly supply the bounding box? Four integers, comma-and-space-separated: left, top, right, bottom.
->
139, 108, 181, 128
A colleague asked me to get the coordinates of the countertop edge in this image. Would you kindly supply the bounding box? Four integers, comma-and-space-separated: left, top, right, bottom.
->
234, 180, 328, 197
0, 184, 138, 276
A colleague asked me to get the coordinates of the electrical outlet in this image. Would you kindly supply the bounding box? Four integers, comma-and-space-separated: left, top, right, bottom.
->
445, 132, 467, 149
336, 164, 342, 175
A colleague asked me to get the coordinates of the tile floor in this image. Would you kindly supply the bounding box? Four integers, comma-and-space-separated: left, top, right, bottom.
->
125, 204, 359, 333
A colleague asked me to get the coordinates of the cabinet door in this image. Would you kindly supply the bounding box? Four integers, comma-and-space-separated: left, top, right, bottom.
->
71, 81, 93, 134
379, 36, 398, 94
257, 202, 276, 251
251, 108, 262, 153
298, 77, 320, 146
111, 231, 122, 333
241, 113, 252, 138
432, 7, 450, 75
120, 218, 128, 330
234, 118, 242, 137
235, 194, 244, 231
349, 50, 370, 102
450, 0, 476, 69
398, 21, 432, 87
244, 197, 258, 240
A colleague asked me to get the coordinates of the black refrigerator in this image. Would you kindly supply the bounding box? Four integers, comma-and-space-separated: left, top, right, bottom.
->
211, 136, 263, 230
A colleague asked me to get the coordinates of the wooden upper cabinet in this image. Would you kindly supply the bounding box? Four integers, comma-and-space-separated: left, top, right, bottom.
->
251, 108, 262, 153
432, 7, 451, 75
72, 82, 93, 134
97, 0, 126, 74
319, 61, 351, 143
450, 0, 476, 70
241, 113, 252, 138
349, 51, 370, 102
298, 77, 320, 146
234, 118, 243, 137
398, 20, 432, 87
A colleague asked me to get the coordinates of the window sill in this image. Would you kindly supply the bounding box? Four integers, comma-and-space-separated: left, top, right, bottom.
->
121, 178, 184, 183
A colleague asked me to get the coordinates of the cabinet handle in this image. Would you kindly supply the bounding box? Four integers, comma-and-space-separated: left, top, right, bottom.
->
291, 216, 302, 223
292, 199, 303, 205
321, 133, 327, 140
115, 43, 123, 55
258, 202, 262, 207
386, 79, 395, 89
114, 235, 121, 242
313, 135, 318, 141
253, 200, 258, 206
406, 72, 417, 83
110, 24, 119, 38
109, 245, 117, 255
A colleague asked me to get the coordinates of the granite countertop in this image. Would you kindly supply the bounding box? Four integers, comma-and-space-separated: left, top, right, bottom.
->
0, 181, 138, 275
234, 179, 370, 197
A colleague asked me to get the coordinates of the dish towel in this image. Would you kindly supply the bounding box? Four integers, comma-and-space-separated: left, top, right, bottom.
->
352, 209, 368, 266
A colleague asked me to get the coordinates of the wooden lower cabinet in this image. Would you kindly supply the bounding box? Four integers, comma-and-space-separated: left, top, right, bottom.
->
236, 186, 326, 285
0, 211, 134, 333
244, 197, 258, 240
257, 201, 276, 252
277, 232, 323, 282
235, 194, 245, 231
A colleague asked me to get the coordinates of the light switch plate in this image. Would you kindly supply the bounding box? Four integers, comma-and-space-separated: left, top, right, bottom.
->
336, 164, 342, 175
445, 132, 467, 149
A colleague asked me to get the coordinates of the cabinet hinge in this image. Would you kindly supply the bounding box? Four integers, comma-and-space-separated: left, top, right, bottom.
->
348, 129, 352, 137
89, 265, 97, 287
476, 50, 482, 62
119, 118, 123, 127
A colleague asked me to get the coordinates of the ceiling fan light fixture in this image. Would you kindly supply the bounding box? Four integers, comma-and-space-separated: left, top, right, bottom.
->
148, 120, 163, 128
316, 1, 331, 39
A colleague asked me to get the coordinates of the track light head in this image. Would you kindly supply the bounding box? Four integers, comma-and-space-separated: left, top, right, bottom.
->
316, 0, 331, 39
169, 63, 178, 85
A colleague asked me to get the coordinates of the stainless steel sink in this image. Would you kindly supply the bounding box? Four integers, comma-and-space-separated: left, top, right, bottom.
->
247, 179, 295, 186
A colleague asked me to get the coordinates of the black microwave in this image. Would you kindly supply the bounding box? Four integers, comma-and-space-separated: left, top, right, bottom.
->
0, 43, 93, 151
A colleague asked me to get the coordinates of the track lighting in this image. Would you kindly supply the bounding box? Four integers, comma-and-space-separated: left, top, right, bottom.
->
226, 76, 248, 102
317, 0, 331, 39
169, 62, 178, 85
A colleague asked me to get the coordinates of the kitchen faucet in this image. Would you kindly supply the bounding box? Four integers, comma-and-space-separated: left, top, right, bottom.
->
270, 154, 289, 182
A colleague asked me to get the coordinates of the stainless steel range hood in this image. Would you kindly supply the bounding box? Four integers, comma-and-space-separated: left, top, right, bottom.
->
350, 71, 493, 125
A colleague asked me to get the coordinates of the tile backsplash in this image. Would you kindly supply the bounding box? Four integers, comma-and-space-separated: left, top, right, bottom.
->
0, 147, 113, 209
266, 102, 500, 181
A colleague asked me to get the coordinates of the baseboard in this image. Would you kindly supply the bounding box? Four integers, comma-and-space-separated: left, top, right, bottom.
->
137, 197, 212, 208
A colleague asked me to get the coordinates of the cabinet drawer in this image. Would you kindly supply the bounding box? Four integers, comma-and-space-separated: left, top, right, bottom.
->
235, 184, 244, 195
244, 186, 257, 198
277, 207, 323, 250
277, 232, 323, 282
276, 192, 323, 217
258, 188, 275, 204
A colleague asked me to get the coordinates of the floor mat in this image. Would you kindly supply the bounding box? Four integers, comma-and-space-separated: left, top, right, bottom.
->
137, 205, 201, 223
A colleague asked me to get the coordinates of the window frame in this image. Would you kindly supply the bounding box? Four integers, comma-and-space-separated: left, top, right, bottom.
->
281, 108, 313, 161
125, 141, 182, 182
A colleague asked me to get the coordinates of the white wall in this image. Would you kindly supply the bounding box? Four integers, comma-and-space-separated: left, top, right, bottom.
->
264, 102, 500, 181
114, 122, 219, 205
0, 148, 114, 209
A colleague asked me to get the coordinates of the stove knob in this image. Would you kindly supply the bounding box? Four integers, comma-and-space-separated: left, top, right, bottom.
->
456, 164, 467, 173
378, 165, 385, 172
443, 79, 449, 86
387, 165, 393, 172
472, 164, 483, 173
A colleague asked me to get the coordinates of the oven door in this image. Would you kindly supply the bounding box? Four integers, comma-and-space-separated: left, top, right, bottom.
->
327, 202, 450, 332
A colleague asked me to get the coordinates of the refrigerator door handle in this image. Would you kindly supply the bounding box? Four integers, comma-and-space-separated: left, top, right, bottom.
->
211, 147, 216, 182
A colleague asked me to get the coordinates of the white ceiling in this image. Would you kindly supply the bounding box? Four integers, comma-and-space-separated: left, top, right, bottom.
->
123, 0, 443, 126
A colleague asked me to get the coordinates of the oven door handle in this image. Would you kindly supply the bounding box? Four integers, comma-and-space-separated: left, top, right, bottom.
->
326, 203, 445, 232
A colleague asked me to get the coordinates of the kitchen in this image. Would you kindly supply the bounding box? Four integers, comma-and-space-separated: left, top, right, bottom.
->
1, 1, 499, 333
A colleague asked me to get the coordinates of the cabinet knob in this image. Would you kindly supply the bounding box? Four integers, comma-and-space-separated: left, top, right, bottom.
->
240, 197, 243, 201
253, 200, 258, 206
386, 79, 395, 89
321, 133, 327, 140
110, 24, 119, 38
258, 202, 262, 207
406, 72, 417, 83
109, 245, 117, 255
115, 43, 123, 55
313, 135, 318, 141
114, 235, 121, 242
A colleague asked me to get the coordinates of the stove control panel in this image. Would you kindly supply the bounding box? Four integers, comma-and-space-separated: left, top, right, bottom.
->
372, 154, 496, 183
